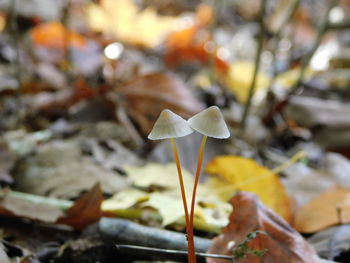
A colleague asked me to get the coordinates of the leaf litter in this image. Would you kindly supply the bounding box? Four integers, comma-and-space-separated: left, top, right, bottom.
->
0, 0, 349, 262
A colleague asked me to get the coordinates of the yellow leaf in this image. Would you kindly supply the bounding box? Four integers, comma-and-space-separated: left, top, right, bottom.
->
102, 189, 149, 212
225, 61, 270, 103
204, 155, 292, 222
87, 0, 178, 48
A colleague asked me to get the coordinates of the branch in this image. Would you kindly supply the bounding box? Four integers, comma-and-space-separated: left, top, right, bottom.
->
240, 0, 268, 133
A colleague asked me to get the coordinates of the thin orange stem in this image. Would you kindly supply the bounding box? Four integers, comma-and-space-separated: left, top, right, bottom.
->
189, 135, 207, 263
170, 138, 193, 263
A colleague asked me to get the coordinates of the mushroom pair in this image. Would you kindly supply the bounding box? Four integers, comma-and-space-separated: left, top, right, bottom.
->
148, 106, 230, 263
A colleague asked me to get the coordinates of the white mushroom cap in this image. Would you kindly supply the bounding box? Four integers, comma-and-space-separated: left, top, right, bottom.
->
188, 106, 230, 139
148, 109, 193, 140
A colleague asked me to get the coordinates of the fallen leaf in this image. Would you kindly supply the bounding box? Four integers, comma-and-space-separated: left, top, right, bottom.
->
102, 189, 149, 211
0, 190, 64, 223
125, 163, 194, 195
115, 163, 231, 230
224, 61, 270, 104
58, 183, 103, 230
205, 155, 292, 222
119, 73, 204, 135
207, 192, 318, 263
87, 0, 178, 47
295, 187, 350, 233
31, 22, 86, 49
142, 192, 184, 226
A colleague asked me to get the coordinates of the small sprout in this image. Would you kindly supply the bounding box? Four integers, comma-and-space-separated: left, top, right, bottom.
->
148, 109, 193, 140
187, 106, 230, 139
232, 231, 268, 260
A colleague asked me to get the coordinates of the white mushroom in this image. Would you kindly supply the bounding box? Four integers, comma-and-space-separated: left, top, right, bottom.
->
148, 109, 193, 140
187, 106, 230, 139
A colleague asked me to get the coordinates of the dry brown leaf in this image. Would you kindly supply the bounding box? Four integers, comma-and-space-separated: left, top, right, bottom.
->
119, 73, 204, 135
207, 192, 318, 263
295, 187, 350, 233
58, 183, 103, 230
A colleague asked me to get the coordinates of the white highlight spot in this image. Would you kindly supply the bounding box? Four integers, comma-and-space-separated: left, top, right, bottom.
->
104, 42, 124, 60
329, 7, 345, 23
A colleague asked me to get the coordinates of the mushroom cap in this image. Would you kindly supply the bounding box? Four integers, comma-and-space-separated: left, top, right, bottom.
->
188, 106, 230, 139
148, 109, 193, 140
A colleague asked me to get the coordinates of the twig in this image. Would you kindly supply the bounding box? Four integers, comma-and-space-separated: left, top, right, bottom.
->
8, 0, 21, 89
99, 218, 212, 252
116, 244, 233, 262
239, 0, 268, 134
327, 20, 350, 30
270, 0, 301, 83
288, 0, 340, 95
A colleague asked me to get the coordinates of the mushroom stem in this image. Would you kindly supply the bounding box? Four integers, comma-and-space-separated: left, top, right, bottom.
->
170, 138, 194, 263
189, 135, 208, 263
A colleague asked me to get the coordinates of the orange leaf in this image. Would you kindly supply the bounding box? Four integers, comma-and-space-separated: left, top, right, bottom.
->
57, 183, 103, 230
295, 187, 350, 233
31, 22, 86, 49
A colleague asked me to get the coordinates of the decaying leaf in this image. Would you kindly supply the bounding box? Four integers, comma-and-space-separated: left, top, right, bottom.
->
87, 0, 178, 47
205, 155, 292, 222
58, 183, 103, 230
119, 73, 204, 136
207, 192, 318, 263
295, 187, 350, 233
